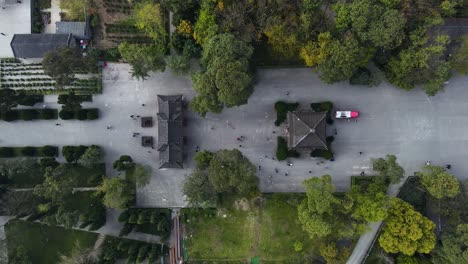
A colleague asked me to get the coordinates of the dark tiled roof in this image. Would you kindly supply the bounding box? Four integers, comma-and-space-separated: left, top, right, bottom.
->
287, 110, 327, 151
157, 95, 184, 169
56, 22, 88, 38
10, 34, 73, 58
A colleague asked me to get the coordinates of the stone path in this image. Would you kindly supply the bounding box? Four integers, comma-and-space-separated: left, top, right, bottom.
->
42, 0, 63, 33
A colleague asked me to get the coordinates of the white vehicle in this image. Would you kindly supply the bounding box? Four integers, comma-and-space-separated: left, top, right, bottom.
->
335, 111, 359, 119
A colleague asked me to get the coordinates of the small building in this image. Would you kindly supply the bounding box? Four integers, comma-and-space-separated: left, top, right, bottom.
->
55, 21, 91, 40
10, 33, 74, 59
157, 95, 184, 169
287, 110, 328, 152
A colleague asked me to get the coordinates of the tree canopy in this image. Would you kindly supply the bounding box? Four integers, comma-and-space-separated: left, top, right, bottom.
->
118, 42, 166, 80
133, 1, 167, 52
432, 224, 468, 264
378, 198, 436, 255
182, 149, 258, 206
190, 34, 254, 116
42, 47, 80, 87
419, 165, 460, 199
372, 154, 405, 184
133, 164, 152, 188
98, 177, 134, 209
78, 145, 102, 169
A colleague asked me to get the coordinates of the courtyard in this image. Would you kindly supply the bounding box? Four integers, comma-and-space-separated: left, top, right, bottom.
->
1, 64, 468, 207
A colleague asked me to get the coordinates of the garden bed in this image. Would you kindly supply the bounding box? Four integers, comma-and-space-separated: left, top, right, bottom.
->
0, 145, 58, 158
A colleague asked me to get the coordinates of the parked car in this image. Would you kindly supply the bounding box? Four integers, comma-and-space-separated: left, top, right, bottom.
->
335, 111, 359, 119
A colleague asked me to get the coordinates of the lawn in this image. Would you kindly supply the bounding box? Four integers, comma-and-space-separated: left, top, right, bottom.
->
184, 194, 320, 262
5, 220, 97, 264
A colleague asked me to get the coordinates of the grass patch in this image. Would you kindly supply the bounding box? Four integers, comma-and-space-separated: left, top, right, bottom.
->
5, 220, 98, 264
183, 193, 320, 262
274, 101, 299, 126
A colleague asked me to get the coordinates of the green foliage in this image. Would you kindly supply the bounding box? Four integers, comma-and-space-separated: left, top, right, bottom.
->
350, 67, 374, 86
34, 165, 76, 203
42, 47, 80, 87
264, 21, 301, 60
0, 89, 19, 112
133, 164, 152, 188
451, 35, 468, 75
118, 42, 166, 80
378, 198, 436, 255
418, 165, 460, 199
61, 92, 82, 112
385, 29, 451, 96
113, 155, 135, 171
183, 149, 258, 206
310, 149, 333, 160
274, 101, 299, 126
59, 0, 86, 21
166, 54, 191, 75
132, 1, 168, 52
59, 110, 73, 120
98, 177, 134, 209
62, 145, 88, 163
432, 224, 468, 264
77, 145, 102, 168
301, 32, 370, 83
276, 137, 300, 161
194, 150, 213, 170
193, 0, 218, 46
351, 181, 389, 222
310, 101, 333, 112
372, 154, 405, 184
191, 34, 254, 116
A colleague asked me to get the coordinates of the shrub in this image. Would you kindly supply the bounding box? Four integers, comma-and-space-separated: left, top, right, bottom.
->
310, 149, 333, 160
2, 110, 19, 121
310, 101, 333, 112
119, 223, 134, 237
274, 101, 299, 126
39, 109, 56, 119
86, 108, 99, 120
62, 145, 89, 163
40, 145, 58, 157
20, 110, 39, 120
17, 94, 44, 106
39, 157, 59, 169
20, 146, 36, 157
59, 110, 74, 120
76, 109, 88, 120
276, 137, 288, 161
0, 147, 14, 157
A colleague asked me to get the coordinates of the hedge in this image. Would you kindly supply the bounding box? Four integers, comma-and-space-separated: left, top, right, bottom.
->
276, 137, 300, 161
58, 94, 92, 104
310, 149, 334, 160
62, 145, 100, 163
0, 109, 58, 121
17, 94, 44, 106
0, 146, 58, 157
311, 101, 334, 125
274, 101, 299, 126
59, 108, 99, 120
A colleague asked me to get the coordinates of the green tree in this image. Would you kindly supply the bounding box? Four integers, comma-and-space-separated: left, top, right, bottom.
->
207, 149, 258, 195
378, 198, 436, 255
133, 1, 167, 51
193, 0, 218, 46
61, 92, 83, 112
98, 177, 134, 209
191, 34, 254, 116
194, 150, 213, 170
42, 47, 80, 87
432, 224, 468, 264
372, 154, 405, 184
78, 145, 102, 168
300, 32, 370, 83
133, 164, 152, 188
182, 169, 216, 207
118, 42, 166, 80
351, 181, 389, 222
386, 28, 451, 96
419, 165, 460, 199
34, 165, 76, 202
166, 54, 191, 75
319, 243, 351, 264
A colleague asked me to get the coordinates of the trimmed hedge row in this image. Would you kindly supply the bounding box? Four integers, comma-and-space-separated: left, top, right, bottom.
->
0, 145, 58, 157
59, 108, 99, 120
62, 145, 101, 163
58, 94, 92, 104
0, 109, 57, 121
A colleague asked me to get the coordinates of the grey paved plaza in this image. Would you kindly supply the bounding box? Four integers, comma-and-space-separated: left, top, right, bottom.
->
2, 64, 468, 207
0, 0, 31, 57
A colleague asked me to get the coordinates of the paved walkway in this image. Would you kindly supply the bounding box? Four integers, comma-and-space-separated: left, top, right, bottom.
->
42, 0, 62, 33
